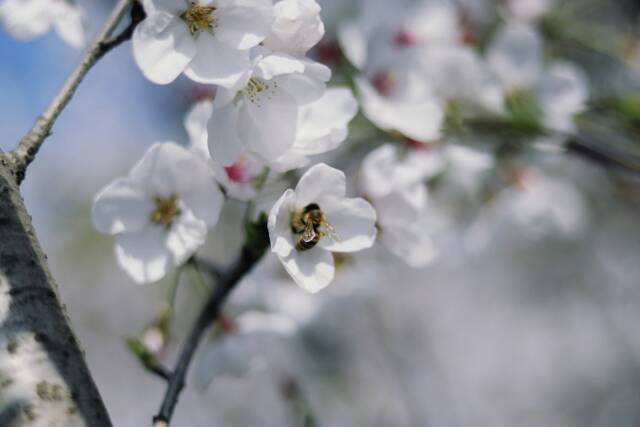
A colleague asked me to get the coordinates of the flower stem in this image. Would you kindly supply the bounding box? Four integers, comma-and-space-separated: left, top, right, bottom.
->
153, 246, 266, 425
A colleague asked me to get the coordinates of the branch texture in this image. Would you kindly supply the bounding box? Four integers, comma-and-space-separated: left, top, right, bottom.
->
3, 0, 143, 184
153, 247, 265, 426
0, 163, 112, 426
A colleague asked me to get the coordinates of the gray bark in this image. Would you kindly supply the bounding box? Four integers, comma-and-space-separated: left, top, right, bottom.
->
0, 162, 112, 427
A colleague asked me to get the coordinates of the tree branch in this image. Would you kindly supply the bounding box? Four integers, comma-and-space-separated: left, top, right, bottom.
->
3, 0, 143, 184
153, 247, 265, 426
0, 164, 113, 426
565, 133, 640, 175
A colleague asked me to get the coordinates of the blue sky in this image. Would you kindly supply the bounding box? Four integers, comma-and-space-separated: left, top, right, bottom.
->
0, 6, 200, 239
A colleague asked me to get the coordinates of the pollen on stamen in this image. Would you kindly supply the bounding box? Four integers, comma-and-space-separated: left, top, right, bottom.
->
180, 2, 217, 36
242, 78, 275, 107
150, 195, 181, 229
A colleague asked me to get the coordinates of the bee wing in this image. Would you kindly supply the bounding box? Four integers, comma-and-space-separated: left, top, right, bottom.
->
301, 223, 317, 243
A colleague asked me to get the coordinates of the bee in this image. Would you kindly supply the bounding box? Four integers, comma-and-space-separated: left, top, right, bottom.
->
291, 203, 338, 251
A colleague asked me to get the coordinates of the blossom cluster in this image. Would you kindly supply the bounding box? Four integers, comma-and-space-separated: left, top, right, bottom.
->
6, 0, 636, 418
1, 0, 596, 292
91, 0, 376, 292
1, 0, 599, 292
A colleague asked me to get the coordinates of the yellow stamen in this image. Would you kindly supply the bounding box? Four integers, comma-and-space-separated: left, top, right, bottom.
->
150, 195, 181, 229
180, 2, 216, 36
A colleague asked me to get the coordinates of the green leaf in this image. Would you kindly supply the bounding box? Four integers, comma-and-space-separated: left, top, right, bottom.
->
244, 211, 270, 258
124, 337, 160, 373
505, 89, 544, 136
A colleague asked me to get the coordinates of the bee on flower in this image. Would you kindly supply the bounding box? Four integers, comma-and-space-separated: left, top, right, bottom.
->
268, 164, 377, 293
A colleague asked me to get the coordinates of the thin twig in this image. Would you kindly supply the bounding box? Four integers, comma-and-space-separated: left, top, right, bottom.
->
153, 247, 264, 426
191, 256, 223, 280
459, 117, 640, 175
150, 365, 172, 381
4, 0, 143, 184
565, 134, 640, 175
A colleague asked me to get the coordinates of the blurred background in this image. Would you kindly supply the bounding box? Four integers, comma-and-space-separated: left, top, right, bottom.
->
2, 0, 640, 426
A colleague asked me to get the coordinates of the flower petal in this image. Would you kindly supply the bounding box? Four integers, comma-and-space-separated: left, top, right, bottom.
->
214, 0, 274, 49
253, 52, 306, 80
536, 61, 588, 132
317, 195, 377, 253
184, 32, 251, 87
185, 99, 214, 159
487, 23, 542, 90
165, 206, 208, 265
92, 177, 154, 235
52, 0, 85, 49
356, 76, 443, 142
294, 163, 346, 207
262, 0, 324, 56
279, 248, 335, 293
294, 87, 358, 155
207, 101, 244, 165
380, 220, 438, 268
0, 0, 51, 41
129, 142, 188, 197
115, 226, 172, 284
130, 142, 223, 226
239, 84, 298, 161
132, 12, 196, 84
272, 71, 326, 105
268, 189, 296, 258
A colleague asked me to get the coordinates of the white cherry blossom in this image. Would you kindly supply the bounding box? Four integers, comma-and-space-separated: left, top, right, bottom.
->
194, 310, 297, 386
186, 99, 270, 200
467, 168, 588, 252
337, 0, 462, 69
486, 22, 588, 134
503, 0, 556, 22
507, 172, 588, 238
187, 85, 355, 175
440, 142, 495, 193
268, 164, 377, 293
92, 142, 224, 284
360, 144, 444, 267
270, 86, 358, 172
207, 51, 331, 165
262, 0, 325, 56
416, 44, 504, 112
356, 48, 444, 143
133, 0, 274, 85
0, 0, 85, 48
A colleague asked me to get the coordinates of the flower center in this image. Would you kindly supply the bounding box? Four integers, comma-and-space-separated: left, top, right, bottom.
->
393, 29, 416, 47
371, 71, 396, 97
150, 195, 181, 229
240, 78, 278, 106
224, 164, 248, 183
181, 2, 216, 36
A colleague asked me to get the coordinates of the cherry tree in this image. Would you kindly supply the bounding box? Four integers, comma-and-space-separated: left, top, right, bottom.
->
0, 0, 639, 425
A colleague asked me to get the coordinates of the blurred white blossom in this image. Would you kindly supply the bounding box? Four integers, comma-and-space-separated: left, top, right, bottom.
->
355, 48, 444, 143
263, 0, 325, 56
487, 22, 589, 135
0, 0, 85, 48
360, 144, 444, 267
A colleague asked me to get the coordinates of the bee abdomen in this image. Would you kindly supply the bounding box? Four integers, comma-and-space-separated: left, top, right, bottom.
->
295, 235, 320, 251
